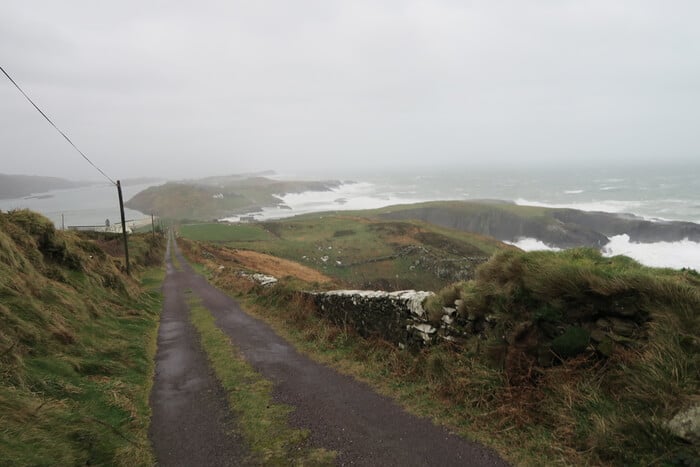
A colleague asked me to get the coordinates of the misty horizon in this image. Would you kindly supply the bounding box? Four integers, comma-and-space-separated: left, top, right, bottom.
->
3, 158, 700, 185
2, 1, 699, 181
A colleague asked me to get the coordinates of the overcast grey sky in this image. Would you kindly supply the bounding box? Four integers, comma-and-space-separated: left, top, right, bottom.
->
1, 1, 699, 180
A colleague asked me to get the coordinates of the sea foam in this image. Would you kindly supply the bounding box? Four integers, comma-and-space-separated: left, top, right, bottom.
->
505, 238, 561, 252
512, 235, 700, 271
220, 182, 428, 222
602, 235, 700, 271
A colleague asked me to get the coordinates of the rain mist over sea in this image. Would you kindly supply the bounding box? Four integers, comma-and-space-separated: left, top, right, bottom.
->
272, 165, 700, 224
3, 164, 699, 270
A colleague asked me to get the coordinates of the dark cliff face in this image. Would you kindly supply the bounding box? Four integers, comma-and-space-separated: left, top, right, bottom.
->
552, 209, 700, 243
378, 202, 700, 249
379, 204, 607, 248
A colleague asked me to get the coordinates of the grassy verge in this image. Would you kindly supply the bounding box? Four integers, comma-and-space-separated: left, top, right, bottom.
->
187, 295, 336, 466
170, 239, 182, 272
0, 210, 165, 466
0, 269, 165, 466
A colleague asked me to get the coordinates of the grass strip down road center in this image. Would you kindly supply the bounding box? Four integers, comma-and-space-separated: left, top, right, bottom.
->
186, 293, 337, 466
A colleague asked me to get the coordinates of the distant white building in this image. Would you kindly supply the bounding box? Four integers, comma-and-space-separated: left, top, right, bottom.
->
68, 217, 153, 234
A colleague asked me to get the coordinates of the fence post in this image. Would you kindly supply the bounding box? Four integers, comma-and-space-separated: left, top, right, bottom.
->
117, 180, 130, 275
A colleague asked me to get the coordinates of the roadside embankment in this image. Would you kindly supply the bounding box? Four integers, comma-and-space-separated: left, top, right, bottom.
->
0, 209, 165, 465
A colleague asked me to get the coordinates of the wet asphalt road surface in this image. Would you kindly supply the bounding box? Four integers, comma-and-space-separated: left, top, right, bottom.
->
149, 231, 508, 466
149, 232, 247, 466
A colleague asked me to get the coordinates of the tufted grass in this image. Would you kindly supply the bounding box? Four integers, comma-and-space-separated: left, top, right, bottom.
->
0, 210, 165, 466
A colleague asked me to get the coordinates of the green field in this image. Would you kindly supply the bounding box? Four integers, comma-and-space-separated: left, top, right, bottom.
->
178, 215, 507, 291
179, 223, 274, 242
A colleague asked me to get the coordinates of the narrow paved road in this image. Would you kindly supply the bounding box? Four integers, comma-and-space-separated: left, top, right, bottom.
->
149, 232, 247, 466
151, 231, 508, 466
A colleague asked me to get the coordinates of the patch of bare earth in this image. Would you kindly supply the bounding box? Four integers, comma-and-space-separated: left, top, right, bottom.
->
216, 248, 333, 283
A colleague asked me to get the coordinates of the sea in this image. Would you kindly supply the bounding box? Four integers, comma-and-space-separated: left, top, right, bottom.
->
0, 181, 159, 229
3, 165, 699, 270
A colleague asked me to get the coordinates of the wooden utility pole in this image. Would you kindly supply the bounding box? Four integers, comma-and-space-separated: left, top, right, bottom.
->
116, 180, 130, 275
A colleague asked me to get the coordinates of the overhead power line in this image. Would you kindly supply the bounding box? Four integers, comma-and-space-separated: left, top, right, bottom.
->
0, 65, 116, 185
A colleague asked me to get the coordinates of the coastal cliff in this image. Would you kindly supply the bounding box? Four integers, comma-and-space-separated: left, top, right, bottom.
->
376, 200, 700, 249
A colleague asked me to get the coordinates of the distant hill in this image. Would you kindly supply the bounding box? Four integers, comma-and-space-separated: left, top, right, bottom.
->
0, 173, 89, 199
126, 175, 342, 220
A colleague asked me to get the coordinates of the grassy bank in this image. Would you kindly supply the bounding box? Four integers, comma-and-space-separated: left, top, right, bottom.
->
0, 210, 165, 465
183, 240, 700, 466
187, 295, 335, 465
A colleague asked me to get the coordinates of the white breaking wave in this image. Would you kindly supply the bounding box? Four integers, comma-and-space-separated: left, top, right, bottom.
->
564, 189, 584, 194
507, 235, 700, 271
505, 238, 561, 252
220, 182, 429, 222
602, 235, 700, 271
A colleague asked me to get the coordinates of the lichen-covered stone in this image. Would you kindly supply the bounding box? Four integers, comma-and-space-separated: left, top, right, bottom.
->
410, 323, 437, 343
609, 317, 637, 337
239, 271, 278, 286
668, 404, 700, 444
312, 290, 435, 345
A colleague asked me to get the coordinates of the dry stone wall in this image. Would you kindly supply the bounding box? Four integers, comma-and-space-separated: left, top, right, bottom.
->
311, 290, 446, 347
310, 287, 649, 362
255, 273, 647, 360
